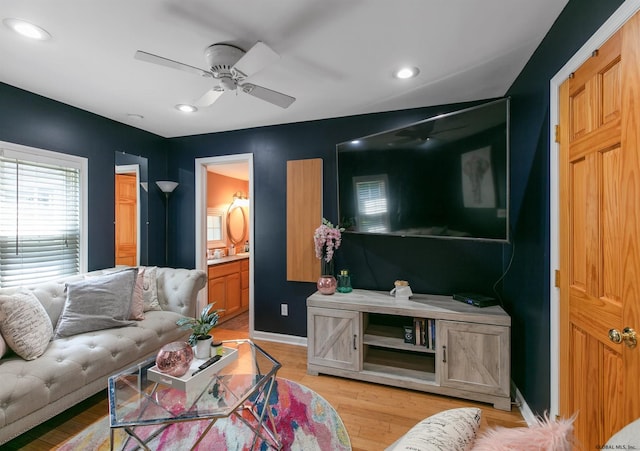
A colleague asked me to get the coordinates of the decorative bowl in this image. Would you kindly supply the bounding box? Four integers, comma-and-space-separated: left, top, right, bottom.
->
155, 341, 194, 377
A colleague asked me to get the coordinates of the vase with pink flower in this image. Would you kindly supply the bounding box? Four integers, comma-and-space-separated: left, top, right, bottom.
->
314, 218, 344, 295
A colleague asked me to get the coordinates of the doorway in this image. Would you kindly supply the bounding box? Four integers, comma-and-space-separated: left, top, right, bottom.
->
115, 164, 141, 266
195, 154, 254, 338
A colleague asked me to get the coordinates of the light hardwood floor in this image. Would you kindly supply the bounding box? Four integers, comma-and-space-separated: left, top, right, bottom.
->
6, 314, 525, 450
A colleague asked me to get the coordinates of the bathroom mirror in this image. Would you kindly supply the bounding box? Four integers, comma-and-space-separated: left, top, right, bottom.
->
115, 151, 148, 266
207, 208, 226, 248
227, 204, 247, 245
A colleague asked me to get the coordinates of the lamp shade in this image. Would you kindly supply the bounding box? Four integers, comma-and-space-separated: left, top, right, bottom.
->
156, 181, 179, 193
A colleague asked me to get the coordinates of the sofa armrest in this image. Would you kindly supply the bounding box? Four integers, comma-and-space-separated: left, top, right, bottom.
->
155, 268, 207, 318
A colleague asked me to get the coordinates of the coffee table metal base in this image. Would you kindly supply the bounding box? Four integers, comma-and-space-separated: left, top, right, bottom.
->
108, 340, 283, 451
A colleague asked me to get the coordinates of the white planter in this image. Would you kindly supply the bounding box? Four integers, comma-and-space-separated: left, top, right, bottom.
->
194, 335, 212, 359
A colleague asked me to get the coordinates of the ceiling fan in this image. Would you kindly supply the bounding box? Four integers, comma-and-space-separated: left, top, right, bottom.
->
134, 41, 295, 109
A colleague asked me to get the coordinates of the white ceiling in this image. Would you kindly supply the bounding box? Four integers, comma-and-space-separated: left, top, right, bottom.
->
0, 0, 568, 138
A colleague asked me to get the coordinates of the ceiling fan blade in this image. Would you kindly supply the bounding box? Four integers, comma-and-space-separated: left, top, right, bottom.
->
134, 50, 211, 78
194, 88, 224, 107
233, 42, 280, 78
240, 83, 295, 109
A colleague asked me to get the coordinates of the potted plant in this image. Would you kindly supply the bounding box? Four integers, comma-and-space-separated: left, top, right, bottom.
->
176, 303, 222, 359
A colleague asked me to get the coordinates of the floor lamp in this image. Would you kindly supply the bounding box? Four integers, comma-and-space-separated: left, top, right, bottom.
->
156, 181, 179, 265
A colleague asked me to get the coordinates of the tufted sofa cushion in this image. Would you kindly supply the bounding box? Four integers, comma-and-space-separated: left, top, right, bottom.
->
156, 267, 205, 318
0, 266, 206, 445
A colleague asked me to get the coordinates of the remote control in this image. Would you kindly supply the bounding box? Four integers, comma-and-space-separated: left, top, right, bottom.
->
192, 354, 222, 376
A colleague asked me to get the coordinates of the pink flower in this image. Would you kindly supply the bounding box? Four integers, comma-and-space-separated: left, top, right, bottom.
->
314, 218, 344, 262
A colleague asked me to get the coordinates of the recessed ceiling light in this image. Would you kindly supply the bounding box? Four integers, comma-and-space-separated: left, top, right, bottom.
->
394, 66, 420, 79
175, 104, 197, 113
3, 18, 51, 41
126, 113, 144, 121
350, 140, 360, 144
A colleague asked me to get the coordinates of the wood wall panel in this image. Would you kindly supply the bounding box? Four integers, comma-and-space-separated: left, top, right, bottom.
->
286, 159, 322, 282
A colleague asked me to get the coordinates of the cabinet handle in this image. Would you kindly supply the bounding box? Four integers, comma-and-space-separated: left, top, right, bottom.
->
442, 345, 447, 363
353, 334, 357, 350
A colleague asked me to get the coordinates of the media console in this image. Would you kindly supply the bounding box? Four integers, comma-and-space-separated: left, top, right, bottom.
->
306, 289, 511, 410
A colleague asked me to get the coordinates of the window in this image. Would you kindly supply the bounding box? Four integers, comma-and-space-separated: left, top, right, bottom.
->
353, 174, 390, 233
0, 142, 87, 288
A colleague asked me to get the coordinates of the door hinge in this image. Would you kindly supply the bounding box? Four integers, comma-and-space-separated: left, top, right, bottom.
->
555, 270, 561, 288
555, 125, 561, 144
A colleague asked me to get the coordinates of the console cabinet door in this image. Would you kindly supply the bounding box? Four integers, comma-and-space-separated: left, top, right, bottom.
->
307, 306, 361, 371
438, 320, 510, 397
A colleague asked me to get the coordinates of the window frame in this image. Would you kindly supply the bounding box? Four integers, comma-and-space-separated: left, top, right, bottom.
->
0, 140, 88, 285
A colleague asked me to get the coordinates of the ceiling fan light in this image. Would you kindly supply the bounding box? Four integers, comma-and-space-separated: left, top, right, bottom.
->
394, 66, 419, 79
3, 18, 51, 40
175, 104, 197, 113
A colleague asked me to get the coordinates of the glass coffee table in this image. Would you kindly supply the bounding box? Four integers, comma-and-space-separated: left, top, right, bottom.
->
108, 339, 282, 450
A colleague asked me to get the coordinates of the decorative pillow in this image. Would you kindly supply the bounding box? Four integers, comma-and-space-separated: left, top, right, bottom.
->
54, 268, 138, 338
390, 407, 481, 451
0, 333, 7, 359
129, 267, 145, 320
0, 291, 53, 360
472, 413, 574, 451
141, 266, 161, 311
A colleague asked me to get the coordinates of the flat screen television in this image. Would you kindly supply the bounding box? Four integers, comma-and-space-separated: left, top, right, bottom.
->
337, 98, 509, 242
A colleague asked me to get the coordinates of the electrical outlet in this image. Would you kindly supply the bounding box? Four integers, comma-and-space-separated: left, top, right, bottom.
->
280, 304, 288, 316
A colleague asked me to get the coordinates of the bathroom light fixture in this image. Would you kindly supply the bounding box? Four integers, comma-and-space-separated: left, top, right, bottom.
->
3, 18, 51, 41
175, 104, 197, 113
394, 66, 420, 79
232, 191, 249, 207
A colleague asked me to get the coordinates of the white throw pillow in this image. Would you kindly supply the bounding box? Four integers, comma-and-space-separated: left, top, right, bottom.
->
0, 291, 53, 360
390, 407, 481, 451
129, 267, 145, 320
0, 333, 7, 359
141, 266, 161, 311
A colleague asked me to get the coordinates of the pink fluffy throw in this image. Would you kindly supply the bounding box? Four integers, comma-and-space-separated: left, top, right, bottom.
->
472, 413, 575, 451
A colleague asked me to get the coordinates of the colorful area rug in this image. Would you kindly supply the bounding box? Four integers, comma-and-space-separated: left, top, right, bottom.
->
58, 378, 351, 450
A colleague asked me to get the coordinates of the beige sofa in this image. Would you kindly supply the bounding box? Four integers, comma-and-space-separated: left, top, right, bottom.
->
0, 266, 206, 445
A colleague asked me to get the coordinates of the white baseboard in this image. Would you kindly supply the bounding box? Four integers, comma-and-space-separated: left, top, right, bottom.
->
251, 330, 307, 347
512, 380, 537, 426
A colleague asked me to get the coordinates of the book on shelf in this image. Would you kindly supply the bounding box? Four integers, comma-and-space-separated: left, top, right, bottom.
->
409, 318, 436, 350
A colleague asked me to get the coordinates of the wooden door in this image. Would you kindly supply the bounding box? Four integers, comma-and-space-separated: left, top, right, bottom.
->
208, 276, 226, 318
559, 12, 640, 447
241, 259, 249, 309
115, 173, 137, 266
224, 272, 242, 317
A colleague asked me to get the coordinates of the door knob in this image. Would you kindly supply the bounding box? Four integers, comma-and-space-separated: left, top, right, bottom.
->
608, 327, 637, 349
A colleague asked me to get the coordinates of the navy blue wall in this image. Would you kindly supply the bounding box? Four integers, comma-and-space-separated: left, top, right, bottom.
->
503, 0, 623, 414
167, 102, 508, 338
166, 0, 625, 415
0, 0, 625, 417
0, 83, 170, 269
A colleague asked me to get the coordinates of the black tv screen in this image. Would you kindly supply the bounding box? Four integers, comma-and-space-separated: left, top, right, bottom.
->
337, 98, 509, 242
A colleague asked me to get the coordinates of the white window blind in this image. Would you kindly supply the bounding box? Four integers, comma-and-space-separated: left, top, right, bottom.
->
354, 174, 390, 233
0, 145, 85, 288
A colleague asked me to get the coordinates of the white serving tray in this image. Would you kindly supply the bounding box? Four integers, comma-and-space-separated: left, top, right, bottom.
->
147, 346, 238, 393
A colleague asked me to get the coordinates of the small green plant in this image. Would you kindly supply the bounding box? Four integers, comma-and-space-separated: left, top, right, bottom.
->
176, 303, 222, 346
